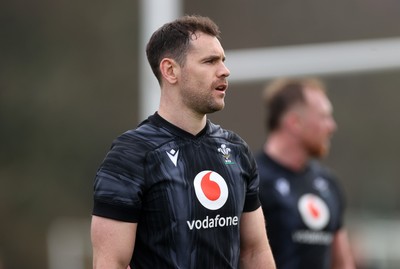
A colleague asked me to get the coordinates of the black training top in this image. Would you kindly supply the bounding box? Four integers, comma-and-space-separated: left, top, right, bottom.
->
256, 151, 345, 269
93, 113, 261, 269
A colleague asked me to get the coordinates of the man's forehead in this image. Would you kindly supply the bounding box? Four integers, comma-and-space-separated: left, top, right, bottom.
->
189, 34, 224, 54
304, 88, 333, 111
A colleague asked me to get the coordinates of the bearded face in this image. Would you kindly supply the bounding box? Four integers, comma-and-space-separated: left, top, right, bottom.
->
299, 89, 337, 159
178, 33, 230, 116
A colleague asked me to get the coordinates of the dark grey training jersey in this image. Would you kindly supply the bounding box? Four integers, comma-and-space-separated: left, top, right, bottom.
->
93, 113, 261, 269
256, 152, 345, 269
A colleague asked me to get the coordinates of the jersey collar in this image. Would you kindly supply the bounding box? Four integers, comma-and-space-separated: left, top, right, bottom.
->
148, 112, 208, 139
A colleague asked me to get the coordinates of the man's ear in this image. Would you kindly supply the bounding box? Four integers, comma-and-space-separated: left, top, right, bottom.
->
159, 58, 179, 84
284, 110, 303, 134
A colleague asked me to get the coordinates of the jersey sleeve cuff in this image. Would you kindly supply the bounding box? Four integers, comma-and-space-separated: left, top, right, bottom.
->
92, 200, 140, 223
243, 192, 261, 212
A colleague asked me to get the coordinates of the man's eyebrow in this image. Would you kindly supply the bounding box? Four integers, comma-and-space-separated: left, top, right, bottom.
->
203, 54, 226, 62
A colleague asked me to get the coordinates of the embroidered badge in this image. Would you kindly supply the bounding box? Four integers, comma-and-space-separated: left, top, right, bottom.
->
166, 149, 179, 167
275, 178, 290, 196
218, 144, 235, 165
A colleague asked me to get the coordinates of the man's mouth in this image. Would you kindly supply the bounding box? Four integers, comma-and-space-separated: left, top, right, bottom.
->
215, 84, 228, 91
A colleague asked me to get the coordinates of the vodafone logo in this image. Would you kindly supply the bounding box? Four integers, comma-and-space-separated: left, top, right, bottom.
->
298, 194, 330, 230
193, 170, 228, 210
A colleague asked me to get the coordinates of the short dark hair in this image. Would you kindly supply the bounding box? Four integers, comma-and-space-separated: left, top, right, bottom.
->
263, 78, 326, 131
146, 15, 221, 84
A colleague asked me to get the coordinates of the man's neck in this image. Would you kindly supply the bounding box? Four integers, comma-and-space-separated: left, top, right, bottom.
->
158, 107, 207, 136
264, 132, 309, 172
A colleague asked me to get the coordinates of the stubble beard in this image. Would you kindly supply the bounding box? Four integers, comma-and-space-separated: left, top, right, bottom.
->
307, 140, 330, 159
181, 85, 225, 115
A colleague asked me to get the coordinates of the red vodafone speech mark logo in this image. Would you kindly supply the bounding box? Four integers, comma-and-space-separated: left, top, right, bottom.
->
194, 171, 228, 210
308, 200, 320, 219
298, 194, 330, 230
201, 171, 221, 201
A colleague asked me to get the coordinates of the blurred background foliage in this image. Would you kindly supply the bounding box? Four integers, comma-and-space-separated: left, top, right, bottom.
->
1, 0, 400, 268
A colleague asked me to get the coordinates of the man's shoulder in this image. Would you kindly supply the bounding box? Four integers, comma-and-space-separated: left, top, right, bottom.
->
110, 119, 175, 154
255, 151, 278, 171
309, 160, 336, 179
207, 121, 246, 145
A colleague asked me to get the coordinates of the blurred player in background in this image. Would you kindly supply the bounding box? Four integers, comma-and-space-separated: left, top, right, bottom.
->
256, 78, 355, 269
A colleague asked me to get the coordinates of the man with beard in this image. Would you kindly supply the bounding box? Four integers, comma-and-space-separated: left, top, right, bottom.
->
256, 78, 355, 269
91, 15, 275, 269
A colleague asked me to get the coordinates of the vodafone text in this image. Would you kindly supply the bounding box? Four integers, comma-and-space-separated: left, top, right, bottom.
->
187, 214, 239, 230
292, 230, 333, 245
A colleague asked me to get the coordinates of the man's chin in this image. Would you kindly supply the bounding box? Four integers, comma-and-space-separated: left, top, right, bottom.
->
310, 146, 330, 159
206, 103, 225, 114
